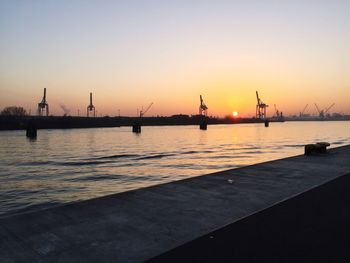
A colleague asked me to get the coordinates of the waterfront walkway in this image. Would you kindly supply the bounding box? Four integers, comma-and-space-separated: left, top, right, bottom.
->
1, 145, 350, 262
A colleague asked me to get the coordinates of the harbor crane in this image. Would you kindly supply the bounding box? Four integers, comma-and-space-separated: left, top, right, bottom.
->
199, 95, 208, 116
87, 92, 96, 117
139, 102, 153, 118
255, 91, 268, 119
300, 104, 308, 117
314, 103, 335, 118
37, 88, 49, 116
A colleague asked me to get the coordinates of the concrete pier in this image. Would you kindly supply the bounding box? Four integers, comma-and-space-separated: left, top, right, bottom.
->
1, 145, 350, 262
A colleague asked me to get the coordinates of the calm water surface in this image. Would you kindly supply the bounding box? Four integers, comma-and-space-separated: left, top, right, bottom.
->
1, 121, 349, 217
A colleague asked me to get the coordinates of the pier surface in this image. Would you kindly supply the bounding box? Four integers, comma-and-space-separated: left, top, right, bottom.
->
1, 145, 350, 262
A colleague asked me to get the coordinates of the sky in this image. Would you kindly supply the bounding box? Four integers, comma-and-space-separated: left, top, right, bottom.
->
1, 0, 349, 117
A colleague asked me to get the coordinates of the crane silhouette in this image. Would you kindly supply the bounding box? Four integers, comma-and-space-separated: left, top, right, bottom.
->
139, 102, 153, 118
37, 88, 49, 116
87, 92, 96, 117
315, 103, 335, 118
256, 91, 268, 119
199, 95, 208, 116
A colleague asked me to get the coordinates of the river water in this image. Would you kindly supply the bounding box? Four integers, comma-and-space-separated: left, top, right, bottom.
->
1, 121, 349, 217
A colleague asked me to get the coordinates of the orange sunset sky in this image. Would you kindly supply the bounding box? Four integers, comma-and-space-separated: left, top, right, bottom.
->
1, 1, 349, 117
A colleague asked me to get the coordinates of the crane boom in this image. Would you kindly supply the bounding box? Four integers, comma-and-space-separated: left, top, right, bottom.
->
325, 103, 335, 113
301, 104, 308, 114
41, 88, 47, 103
256, 91, 260, 104
140, 102, 153, 117
314, 103, 321, 114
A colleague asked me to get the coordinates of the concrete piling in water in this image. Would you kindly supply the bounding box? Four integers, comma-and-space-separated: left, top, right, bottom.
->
200, 121, 207, 130
132, 123, 141, 133
264, 119, 269, 127
26, 120, 37, 138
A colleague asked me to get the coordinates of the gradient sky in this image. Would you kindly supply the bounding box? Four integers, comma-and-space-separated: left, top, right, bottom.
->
1, 0, 349, 117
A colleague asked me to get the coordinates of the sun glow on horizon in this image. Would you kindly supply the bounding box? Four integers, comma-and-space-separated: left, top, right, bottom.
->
232, 111, 238, 117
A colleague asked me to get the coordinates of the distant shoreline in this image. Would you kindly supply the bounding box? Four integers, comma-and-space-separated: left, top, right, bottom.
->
0, 115, 349, 131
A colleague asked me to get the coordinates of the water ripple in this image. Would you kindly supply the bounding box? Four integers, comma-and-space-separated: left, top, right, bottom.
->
1, 122, 350, 216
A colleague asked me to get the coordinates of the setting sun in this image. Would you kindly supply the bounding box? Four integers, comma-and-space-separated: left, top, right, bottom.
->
233, 111, 239, 117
